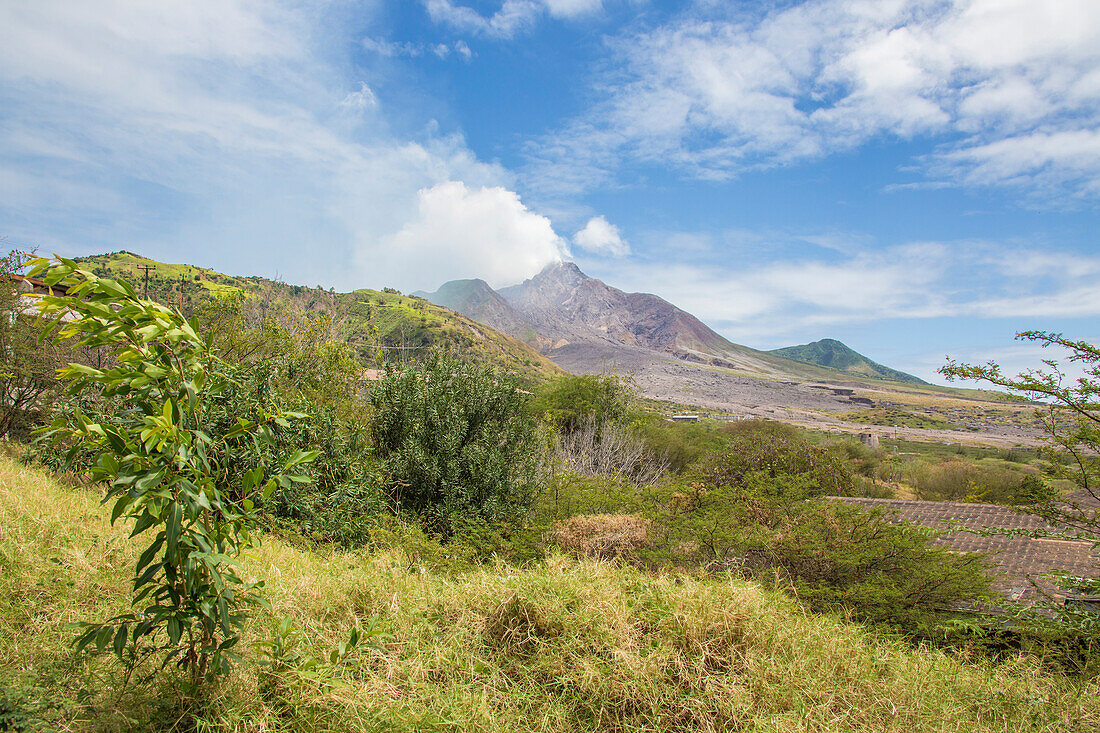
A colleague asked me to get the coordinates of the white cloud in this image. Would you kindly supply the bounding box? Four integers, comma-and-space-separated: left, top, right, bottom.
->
930, 129, 1100, 201
531, 0, 1100, 202
0, 0, 558, 291
362, 37, 424, 57
573, 215, 628, 255
340, 82, 377, 109
423, 0, 603, 39
374, 181, 569, 289
362, 36, 474, 62
583, 236, 1100, 343
541, 0, 603, 17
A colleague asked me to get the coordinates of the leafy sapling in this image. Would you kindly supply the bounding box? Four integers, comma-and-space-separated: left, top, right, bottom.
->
27, 256, 319, 687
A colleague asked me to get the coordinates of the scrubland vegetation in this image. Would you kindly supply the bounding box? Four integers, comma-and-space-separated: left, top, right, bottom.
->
3, 458, 1098, 732
1, 256, 1098, 731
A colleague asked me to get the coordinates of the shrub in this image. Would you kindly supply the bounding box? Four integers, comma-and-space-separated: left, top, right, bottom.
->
536, 471, 645, 523
531, 373, 634, 432
552, 417, 670, 486
368, 349, 543, 536
631, 418, 717, 473
766, 502, 993, 632
911, 459, 1053, 504
647, 445, 993, 634
696, 421, 857, 497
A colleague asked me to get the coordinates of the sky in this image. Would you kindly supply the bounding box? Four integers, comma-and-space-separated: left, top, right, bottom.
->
1, 0, 1098, 383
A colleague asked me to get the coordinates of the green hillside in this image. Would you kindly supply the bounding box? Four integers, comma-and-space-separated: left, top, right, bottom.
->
75, 251, 563, 383
769, 338, 927, 384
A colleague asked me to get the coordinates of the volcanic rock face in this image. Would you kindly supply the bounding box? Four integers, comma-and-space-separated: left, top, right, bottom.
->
411, 278, 551, 350
418, 262, 820, 378
496, 262, 735, 359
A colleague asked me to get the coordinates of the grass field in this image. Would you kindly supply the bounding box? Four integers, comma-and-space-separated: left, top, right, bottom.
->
1, 453, 1097, 732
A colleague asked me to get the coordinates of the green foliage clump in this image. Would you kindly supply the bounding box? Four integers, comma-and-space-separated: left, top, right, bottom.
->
369, 349, 543, 536
650, 468, 992, 634
631, 418, 721, 473
698, 418, 857, 497
910, 459, 1055, 504
765, 502, 993, 631
531, 373, 634, 432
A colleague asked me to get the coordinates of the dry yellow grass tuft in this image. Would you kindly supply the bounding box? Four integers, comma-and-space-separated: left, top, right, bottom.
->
550, 513, 652, 562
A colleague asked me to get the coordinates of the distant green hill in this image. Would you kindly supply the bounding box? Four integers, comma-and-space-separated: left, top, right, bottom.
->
768, 339, 927, 384
75, 251, 563, 383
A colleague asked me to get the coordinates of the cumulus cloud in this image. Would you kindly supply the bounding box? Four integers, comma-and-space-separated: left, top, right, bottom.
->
573, 215, 629, 255
0, 0, 550, 290
374, 181, 569, 289
423, 0, 603, 39
530, 0, 1100, 203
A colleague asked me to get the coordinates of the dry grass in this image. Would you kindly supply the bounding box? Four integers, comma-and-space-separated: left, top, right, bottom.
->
1, 454, 1098, 732
550, 513, 652, 562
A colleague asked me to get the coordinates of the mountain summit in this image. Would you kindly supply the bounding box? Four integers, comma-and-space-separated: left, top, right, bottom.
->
768, 339, 927, 384
498, 261, 741, 359
417, 263, 932, 386
418, 262, 815, 375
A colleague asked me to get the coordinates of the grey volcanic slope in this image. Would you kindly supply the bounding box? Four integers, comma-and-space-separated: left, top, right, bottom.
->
769, 339, 927, 384
497, 262, 801, 374
412, 278, 549, 350
422, 262, 875, 381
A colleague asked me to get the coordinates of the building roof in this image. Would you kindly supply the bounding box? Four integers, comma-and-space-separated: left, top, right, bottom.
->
830, 496, 1099, 603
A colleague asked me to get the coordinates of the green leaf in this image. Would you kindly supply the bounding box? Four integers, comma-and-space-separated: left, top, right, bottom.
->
96, 625, 113, 652
74, 626, 99, 654
166, 503, 182, 556
130, 511, 159, 538
113, 624, 128, 659
133, 470, 164, 493
110, 495, 133, 524
167, 616, 182, 644
284, 449, 321, 470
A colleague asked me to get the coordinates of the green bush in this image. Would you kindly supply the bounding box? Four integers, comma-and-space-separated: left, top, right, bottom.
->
767, 502, 993, 632
530, 373, 633, 432
911, 459, 1054, 504
642, 429, 993, 634
648, 471, 992, 634
696, 420, 857, 497
369, 349, 543, 536
631, 418, 717, 473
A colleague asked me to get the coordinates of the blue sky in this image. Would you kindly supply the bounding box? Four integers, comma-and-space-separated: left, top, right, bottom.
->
1, 0, 1098, 382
